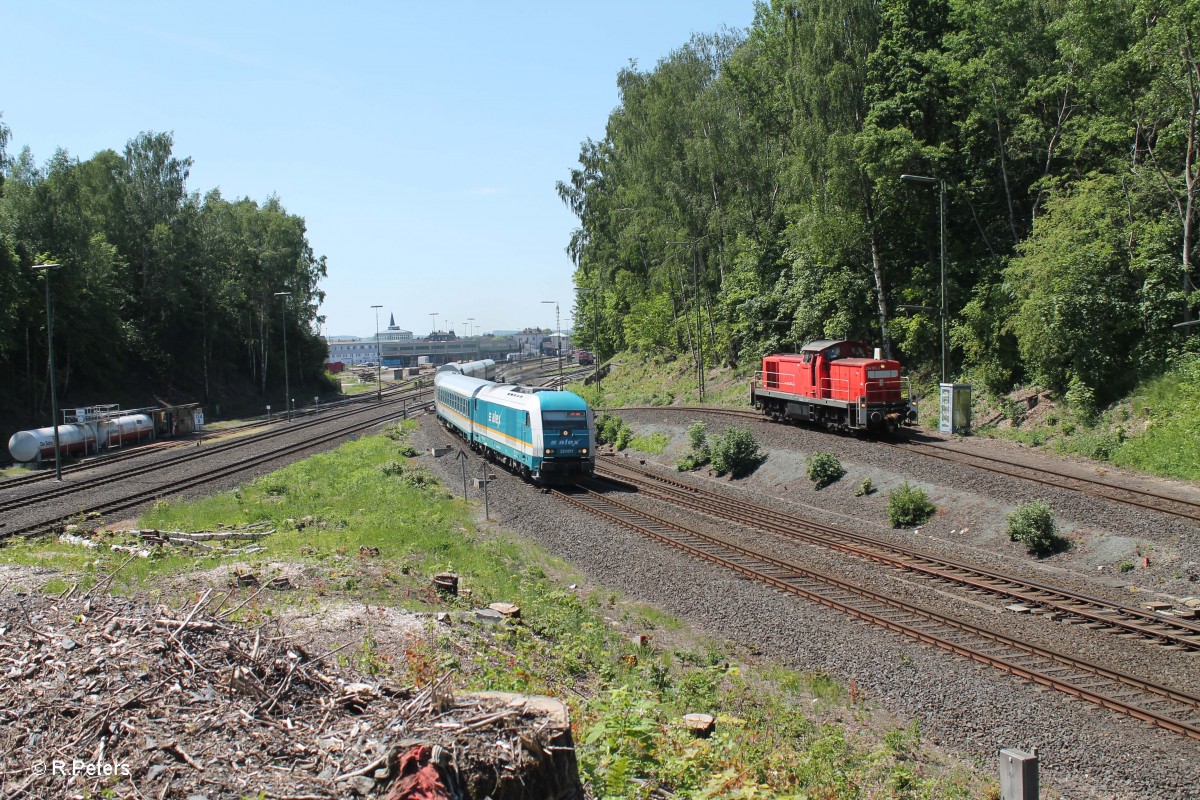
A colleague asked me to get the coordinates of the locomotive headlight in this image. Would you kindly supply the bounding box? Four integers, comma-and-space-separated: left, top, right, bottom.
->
581, 448, 588, 454
544, 448, 554, 455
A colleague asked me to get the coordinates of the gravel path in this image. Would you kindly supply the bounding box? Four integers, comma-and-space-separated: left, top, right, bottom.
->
412, 411, 1200, 800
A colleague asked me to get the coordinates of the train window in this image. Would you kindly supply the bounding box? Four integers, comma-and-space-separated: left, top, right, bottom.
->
802, 352, 813, 364
826, 346, 841, 360
524, 412, 530, 427
543, 411, 584, 422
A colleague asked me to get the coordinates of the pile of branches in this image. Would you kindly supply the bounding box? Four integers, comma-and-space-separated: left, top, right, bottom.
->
0, 588, 581, 799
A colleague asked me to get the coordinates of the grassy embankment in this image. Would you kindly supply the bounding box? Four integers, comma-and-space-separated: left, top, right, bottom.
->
2, 421, 989, 799
971, 354, 1200, 481
571, 352, 750, 410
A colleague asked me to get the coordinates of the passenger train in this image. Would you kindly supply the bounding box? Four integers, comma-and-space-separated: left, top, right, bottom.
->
434, 361, 595, 482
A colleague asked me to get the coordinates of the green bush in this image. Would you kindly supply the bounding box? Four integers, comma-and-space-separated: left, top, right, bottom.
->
676, 422, 711, 472
596, 413, 633, 450
855, 478, 874, 497
807, 452, 845, 489
710, 427, 763, 478
1006, 501, 1063, 556
887, 483, 936, 528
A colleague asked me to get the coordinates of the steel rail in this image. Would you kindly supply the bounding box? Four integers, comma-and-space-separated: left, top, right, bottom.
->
609, 404, 1200, 524
7, 402, 433, 539
0, 388, 429, 513
596, 458, 1200, 649
0, 377, 425, 489
553, 485, 1200, 741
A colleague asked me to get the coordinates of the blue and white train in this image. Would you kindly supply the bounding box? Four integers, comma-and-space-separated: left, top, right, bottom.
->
434, 363, 595, 482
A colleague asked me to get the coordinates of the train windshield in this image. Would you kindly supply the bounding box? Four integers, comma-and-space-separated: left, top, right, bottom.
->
542, 411, 587, 425
542, 411, 588, 435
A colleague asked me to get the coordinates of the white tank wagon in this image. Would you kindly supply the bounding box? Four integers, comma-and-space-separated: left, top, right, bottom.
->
8, 413, 155, 464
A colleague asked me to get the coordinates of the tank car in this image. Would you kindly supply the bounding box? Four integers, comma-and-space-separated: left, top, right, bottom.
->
7, 413, 155, 463
434, 370, 594, 482
751, 340, 917, 433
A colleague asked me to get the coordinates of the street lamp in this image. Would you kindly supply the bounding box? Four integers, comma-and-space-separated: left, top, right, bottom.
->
901, 173, 947, 384
371, 304, 383, 401
467, 317, 475, 338
32, 263, 63, 480
429, 312, 438, 336
541, 300, 562, 385
274, 292, 292, 420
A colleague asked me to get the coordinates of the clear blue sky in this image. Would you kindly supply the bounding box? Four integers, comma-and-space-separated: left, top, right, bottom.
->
2, 1, 755, 339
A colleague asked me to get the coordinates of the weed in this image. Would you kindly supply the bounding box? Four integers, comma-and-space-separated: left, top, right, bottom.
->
855, 478, 875, 497
887, 483, 936, 528
1118, 561, 1135, 573
628, 432, 669, 455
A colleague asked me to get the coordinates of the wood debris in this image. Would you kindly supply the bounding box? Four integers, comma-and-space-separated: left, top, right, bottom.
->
0, 591, 583, 799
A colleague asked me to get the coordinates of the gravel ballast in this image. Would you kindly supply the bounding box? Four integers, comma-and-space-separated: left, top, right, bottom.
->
413, 410, 1200, 800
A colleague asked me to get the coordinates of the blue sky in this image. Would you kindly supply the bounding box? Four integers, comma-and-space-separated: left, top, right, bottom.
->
2, 1, 755, 339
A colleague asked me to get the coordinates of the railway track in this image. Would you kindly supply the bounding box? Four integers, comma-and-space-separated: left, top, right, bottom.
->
0, 388, 430, 514
597, 457, 1200, 648
1, 379, 426, 490
611, 404, 1200, 525
2, 397, 432, 539
552, 481, 1200, 741
888, 439, 1200, 524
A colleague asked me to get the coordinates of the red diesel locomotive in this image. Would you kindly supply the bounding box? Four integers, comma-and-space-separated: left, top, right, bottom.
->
750, 339, 917, 433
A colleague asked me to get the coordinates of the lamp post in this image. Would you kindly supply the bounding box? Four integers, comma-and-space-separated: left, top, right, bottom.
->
32, 263, 63, 480
429, 312, 438, 336
371, 304, 383, 401
901, 173, 947, 384
273, 292, 292, 420
541, 300, 562, 385
467, 317, 475, 338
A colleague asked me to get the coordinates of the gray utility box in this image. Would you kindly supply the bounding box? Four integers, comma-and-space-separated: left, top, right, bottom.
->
939, 382, 972, 435
999, 748, 1039, 800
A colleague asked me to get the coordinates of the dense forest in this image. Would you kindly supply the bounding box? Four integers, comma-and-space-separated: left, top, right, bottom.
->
561, 0, 1199, 404
0, 121, 328, 432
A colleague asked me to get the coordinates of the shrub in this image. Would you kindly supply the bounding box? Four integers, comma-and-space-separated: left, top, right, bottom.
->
1006, 501, 1063, 556
596, 413, 633, 450
887, 483, 936, 528
614, 424, 633, 451
676, 422, 711, 472
855, 478, 874, 497
1064, 376, 1097, 420
807, 452, 845, 489
709, 427, 763, 478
